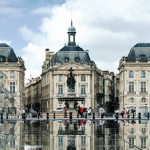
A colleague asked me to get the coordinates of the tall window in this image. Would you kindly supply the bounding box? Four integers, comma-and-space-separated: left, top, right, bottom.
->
141, 138, 146, 148
10, 71, 15, 78
141, 82, 146, 93
129, 98, 134, 103
81, 136, 86, 146
10, 82, 15, 93
81, 76, 86, 81
81, 85, 86, 94
142, 128, 146, 132
59, 76, 63, 82
58, 136, 63, 146
129, 71, 134, 78
142, 98, 146, 103
129, 82, 134, 93
58, 85, 63, 94
141, 71, 146, 78
129, 128, 134, 134
141, 55, 146, 62
129, 138, 134, 148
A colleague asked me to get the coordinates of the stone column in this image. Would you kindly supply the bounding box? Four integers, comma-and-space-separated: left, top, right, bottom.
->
88, 75, 90, 94
54, 75, 56, 95
77, 75, 79, 95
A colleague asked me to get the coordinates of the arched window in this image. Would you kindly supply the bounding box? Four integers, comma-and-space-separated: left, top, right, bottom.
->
70, 35, 73, 42
129, 98, 134, 103
142, 98, 146, 103
64, 57, 69, 63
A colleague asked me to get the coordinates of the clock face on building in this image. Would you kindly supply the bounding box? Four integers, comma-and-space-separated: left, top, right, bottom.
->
65, 57, 69, 63
75, 57, 80, 63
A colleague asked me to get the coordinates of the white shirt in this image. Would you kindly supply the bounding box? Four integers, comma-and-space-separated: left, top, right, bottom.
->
22, 110, 25, 113
88, 109, 91, 113
115, 110, 119, 114
99, 108, 105, 113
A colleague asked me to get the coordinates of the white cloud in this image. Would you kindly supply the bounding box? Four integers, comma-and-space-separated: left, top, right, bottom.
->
31, 6, 52, 15
0, 40, 11, 45
20, 0, 150, 79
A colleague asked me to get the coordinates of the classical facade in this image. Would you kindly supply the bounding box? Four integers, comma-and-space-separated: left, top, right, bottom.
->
41, 22, 104, 112
118, 43, 150, 116
0, 43, 25, 109
23, 22, 119, 113
24, 77, 41, 111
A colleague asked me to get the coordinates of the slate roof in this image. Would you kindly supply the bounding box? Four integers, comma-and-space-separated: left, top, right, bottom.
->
59, 46, 84, 51
127, 43, 150, 61
0, 43, 18, 62
0, 43, 9, 47
51, 46, 91, 64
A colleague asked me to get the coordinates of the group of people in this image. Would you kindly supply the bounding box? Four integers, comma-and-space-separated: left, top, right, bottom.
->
115, 107, 135, 118
64, 106, 93, 118
17, 108, 27, 119
77, 106, 87, 118
17, 107, 42, 118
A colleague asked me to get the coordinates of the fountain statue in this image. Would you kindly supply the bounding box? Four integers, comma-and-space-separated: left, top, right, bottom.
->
0, 72, 15, 114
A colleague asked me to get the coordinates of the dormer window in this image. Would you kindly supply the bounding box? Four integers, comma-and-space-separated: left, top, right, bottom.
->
0, 57, 3, 61
0, 56, 5, 62
140, 55, 146, 62
64, 57, 69, 63
75, 57, 80, 63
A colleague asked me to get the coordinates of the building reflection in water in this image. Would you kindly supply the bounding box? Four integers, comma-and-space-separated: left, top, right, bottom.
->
0, 120, 150, 149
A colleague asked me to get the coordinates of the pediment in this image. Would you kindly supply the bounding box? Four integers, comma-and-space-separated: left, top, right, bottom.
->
56, 62, 89, 70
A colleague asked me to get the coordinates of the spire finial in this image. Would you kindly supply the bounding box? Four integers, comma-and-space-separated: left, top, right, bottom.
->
71, 20, 73, 26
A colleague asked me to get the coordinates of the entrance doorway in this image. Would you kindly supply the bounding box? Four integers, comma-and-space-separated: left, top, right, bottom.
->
140, 106, 148, 117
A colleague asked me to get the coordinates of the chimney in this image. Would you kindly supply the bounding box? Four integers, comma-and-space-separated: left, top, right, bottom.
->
49, 51, 54, 61
85, 50, 89, 53
45, 48, 49, 60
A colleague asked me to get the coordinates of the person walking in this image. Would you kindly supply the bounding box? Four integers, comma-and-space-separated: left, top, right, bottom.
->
121, 109, 124, 118
97, 103, 100, 112
99, 106, 105, 119
80, 107, 84, 118
64, 108, 67, 118
88, 107, 92, 118
77, 105, 80, 118
83, 106, 86, 117
131, 108, 135, 119
126, 107, 130, 118
29, 107, 33, 118
115, 109, 120, 119
22, 108, 25, 119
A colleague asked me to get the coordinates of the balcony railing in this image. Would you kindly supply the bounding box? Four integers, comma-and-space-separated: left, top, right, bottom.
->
80, 94, 86, 97
57, 94, 64, 97
140, 91, 148, 94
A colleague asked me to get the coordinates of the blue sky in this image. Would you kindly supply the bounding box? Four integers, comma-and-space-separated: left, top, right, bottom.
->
0, 0, 65, 55
1, 0, 150, 81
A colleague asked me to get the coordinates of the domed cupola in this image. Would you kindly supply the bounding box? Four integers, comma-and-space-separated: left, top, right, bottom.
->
67, 20, 76, 46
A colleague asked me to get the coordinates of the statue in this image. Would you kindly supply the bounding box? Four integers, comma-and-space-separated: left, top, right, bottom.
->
67, 67, 76, 90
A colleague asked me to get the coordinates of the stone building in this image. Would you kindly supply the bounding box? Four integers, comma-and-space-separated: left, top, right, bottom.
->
24, 77, 41, 112
0, 43, 25, 109
118, 43, 150, 116
119, 120, 149, 149
41, 22, 105, 112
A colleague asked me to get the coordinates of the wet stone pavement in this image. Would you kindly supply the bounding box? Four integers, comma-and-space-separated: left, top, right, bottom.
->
0, 119, 149, 150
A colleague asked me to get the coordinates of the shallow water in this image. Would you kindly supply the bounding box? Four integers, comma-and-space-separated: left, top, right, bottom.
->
0, 119, 149, 150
